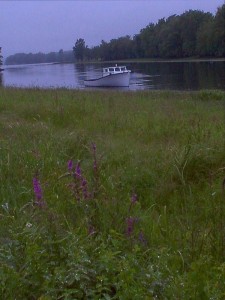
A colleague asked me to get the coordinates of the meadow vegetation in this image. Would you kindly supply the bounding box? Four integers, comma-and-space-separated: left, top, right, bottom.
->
0, 87, 225, 299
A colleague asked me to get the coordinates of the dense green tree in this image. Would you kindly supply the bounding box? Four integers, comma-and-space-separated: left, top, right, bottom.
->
88, 6, 223, 61
73, 38, 86, 61
134, 9, 216, 59
196, 19, 216, 57
213, 4, 225, 57
158, 15, 183, 58
136, 23, 158, 58
196, 5, 225, 57
90, 36, 135, 61
178, 10, 213, 57
107, 36, 135, 60
99, 40, 109, 61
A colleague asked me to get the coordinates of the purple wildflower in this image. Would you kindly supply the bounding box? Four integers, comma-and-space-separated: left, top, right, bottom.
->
126, 217, 136, 237
33, 177, 46, 208
33, 177, 42, 201
67, 160, 91, 201
82, 178, 87, 186
129, 193, 138, 212
67, 159, 73, 171
75, 162, 81, 179
81, 177, 90, 199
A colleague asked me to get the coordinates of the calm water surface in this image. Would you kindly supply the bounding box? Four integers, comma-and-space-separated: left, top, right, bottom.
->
1, 61, 225, 90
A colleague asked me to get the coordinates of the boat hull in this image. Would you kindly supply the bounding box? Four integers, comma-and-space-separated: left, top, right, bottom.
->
84, 72, 130, 87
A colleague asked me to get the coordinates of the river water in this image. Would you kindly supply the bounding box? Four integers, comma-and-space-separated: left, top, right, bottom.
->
1, 61, 225, 90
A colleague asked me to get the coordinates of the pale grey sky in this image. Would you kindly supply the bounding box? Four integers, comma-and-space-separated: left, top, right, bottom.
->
1, 0, 224, 58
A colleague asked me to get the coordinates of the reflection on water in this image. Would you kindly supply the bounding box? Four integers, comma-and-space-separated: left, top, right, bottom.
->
2, 61, 225, 90
130, 61, 225, 90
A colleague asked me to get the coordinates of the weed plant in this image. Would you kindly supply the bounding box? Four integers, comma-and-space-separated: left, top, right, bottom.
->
0, 88, 225, 299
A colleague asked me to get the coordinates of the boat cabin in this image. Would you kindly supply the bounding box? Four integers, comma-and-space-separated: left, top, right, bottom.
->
103, 66, 129, 76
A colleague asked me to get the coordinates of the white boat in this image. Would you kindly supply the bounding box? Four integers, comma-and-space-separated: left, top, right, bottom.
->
84, 65, 131, 87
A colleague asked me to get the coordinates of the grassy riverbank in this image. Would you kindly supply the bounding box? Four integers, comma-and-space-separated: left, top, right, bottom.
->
0, 88, 225, 299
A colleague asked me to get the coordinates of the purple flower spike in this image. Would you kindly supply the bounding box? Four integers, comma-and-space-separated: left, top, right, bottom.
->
91, 143, 98, 173
126, 217, 136, 237
33, 177, 43, 201
82, 178, 87, 187
81, 177, 89, 199
75, 162, 81, 179
67, 160, 73, 171
33, 177, 46, 208
129, 193, 138, 212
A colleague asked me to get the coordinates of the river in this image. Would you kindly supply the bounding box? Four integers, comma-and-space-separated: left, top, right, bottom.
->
1, 61, 225, 90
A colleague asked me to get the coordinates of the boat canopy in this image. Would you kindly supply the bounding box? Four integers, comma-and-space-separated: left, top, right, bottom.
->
103, 66, 128, 76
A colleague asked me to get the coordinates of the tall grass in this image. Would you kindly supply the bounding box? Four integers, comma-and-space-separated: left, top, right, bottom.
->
0, 87, 225, 299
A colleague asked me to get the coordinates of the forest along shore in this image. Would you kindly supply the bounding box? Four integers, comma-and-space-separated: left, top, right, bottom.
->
5, 5, 225, 65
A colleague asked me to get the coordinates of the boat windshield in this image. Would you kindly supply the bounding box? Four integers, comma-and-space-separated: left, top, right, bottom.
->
103, 66, 128, 74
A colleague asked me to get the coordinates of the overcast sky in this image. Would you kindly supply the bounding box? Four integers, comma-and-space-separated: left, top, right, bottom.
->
1, 0, 224, 58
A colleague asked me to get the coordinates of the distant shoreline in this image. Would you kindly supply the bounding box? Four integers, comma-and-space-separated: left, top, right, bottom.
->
77, 57, 225, 65
4, 57, 225, 66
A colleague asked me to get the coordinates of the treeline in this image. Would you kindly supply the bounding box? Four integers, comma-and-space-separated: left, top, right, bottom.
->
5, 5, 225, 65
0, 47, 3, 68
74, 5, 225, 61
5, 49, 74, 65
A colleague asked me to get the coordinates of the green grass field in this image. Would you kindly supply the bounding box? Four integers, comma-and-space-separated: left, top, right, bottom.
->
0, 88, 225, 299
